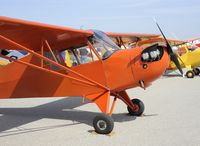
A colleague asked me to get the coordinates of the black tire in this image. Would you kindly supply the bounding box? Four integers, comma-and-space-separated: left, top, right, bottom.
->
127, 98, 145, 116
186, 70, 194, 78
193, 68, 200, 75
93, 114, 114, 134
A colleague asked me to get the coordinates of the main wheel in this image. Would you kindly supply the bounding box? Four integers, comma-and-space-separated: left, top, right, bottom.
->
127, 98, 145, 116
193, 68, 200, 75
93, 114, 114, 134
186, 70, 194, 78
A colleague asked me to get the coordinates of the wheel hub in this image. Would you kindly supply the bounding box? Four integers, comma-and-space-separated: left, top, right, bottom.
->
188, 72, 192, 77
97, 120, 107, 131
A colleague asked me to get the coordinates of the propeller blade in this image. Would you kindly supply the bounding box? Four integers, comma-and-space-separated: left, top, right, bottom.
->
170, 53, 183, 75
155, 21, 183, 75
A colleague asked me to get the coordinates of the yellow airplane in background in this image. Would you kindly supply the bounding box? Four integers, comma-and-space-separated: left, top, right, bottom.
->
168, 38, 200, 78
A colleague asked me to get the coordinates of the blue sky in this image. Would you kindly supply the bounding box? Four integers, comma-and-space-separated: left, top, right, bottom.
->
1, 0, 200, 39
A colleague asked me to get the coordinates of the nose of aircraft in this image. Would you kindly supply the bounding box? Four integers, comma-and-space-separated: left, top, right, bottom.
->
130, 45, 170, 88
129, 22, 183, 89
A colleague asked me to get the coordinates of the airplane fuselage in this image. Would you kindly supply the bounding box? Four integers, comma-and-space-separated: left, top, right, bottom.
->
0, 46, 170, 99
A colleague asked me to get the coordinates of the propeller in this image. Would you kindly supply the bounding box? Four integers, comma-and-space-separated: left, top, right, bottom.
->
154, 20, 183, 75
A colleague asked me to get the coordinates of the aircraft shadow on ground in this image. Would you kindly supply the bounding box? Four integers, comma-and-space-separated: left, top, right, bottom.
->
162, 74, 182, 78
0, 97, 137, 136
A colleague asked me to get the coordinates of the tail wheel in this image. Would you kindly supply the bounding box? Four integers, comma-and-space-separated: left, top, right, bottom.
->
186, 70, 194, 78
127, 98, 145, 116
193, 68, 200, 75
93, 114, 114, 134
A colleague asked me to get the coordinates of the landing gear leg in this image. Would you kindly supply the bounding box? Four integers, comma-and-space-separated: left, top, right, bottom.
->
117, 91, 145, 116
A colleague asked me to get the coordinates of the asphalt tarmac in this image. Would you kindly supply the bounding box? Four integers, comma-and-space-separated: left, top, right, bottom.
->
0, 75, 200, 146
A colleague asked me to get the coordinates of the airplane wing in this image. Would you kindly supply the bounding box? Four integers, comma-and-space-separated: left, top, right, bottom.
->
0, 16, 93, 51
136, 37, 186, 47
184, 37, 200, 47
185, 37, 200, 42
107, 32, 186, 48
107, 32, 160, 47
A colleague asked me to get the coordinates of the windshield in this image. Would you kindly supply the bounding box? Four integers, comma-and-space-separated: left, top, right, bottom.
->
90, 30, 120, 59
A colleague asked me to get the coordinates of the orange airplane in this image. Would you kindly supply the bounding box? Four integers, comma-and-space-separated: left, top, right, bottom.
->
0, 17, 182, 134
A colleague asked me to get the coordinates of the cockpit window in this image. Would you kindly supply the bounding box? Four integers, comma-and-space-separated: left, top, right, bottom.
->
89, 30, 120, 59
57, 30, 120, 67
60, 45, 99, 67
